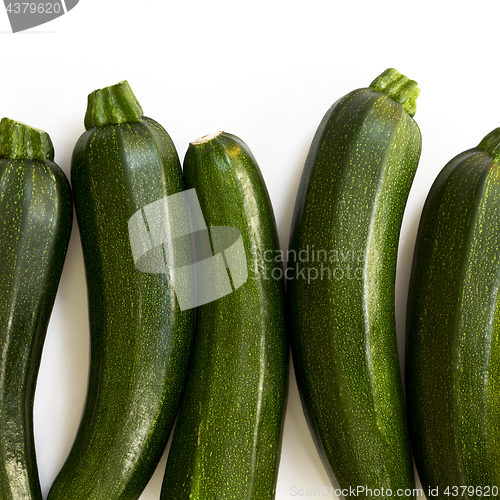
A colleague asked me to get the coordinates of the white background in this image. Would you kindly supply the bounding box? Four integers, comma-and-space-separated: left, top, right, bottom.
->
1, 1, 498, 499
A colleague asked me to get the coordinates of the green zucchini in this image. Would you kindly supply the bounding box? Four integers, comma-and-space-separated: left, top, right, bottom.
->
0, 118, 72, 499
287, 68, 421, 497
160, 131, 288, 499
405, 129, 500, 499
47, 81, 195, 499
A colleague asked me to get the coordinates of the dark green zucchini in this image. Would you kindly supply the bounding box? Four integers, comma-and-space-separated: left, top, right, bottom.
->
287, 68, 421, 498
0, 118, 72, 499
406, 128, 500, 499
160, 131, 288, 499
47, 81, 195, 499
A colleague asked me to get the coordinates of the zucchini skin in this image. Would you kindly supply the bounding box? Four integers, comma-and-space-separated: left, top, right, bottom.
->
0, 121, 72, 499
406, 134, 500, 498
47, 84, 195, 500
160, 132, 288, 499
287, 70, 421, 498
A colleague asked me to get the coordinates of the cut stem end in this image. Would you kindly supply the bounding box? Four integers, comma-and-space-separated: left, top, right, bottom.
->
477, 128, 500, 163
369, 68, 420, 118
190, 131, 224, 145
0, 117, 54, 162
84, 80, 143, 130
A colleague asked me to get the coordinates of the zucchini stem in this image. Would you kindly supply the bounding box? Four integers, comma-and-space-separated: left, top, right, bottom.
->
0, 117, 54, 162
191, 131, 223, 145
477, 128, 500, 163
370, 68, 420, 118
84, 80, 143, 130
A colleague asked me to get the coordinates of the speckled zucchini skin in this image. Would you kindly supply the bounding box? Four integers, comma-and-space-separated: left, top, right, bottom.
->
160, 132, 288, 499
47, 82, 195, 500
406, 129, 500, 499
287, 69, 421, 498
0, 119, 72, 499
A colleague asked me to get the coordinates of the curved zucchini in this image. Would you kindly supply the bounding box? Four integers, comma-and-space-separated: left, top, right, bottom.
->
47, 81, 195, 499
0, 118, 72, 499
406, 129, 500, 498
287, 69, 421, 497
160, 131, 288, 499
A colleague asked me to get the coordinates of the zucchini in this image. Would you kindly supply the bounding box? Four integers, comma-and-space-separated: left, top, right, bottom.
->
160, 131, 288, 499
47, 81, 195, 499
405, 128, 500, 498
287, 68, 421, 497
0, 118, 72, 499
